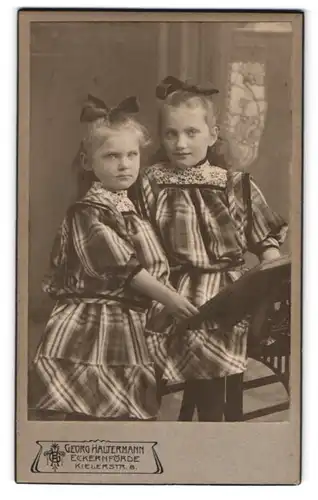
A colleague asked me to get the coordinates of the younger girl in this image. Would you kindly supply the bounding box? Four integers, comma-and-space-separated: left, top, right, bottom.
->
137, 76, 288, 422
31, 94, 198, 421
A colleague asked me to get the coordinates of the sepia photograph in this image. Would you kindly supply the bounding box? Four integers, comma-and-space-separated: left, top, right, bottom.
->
16, 10, 302, 484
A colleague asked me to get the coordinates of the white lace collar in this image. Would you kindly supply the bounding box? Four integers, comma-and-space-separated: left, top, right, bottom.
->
146, 161, 228, 188
83, 182, 137, 213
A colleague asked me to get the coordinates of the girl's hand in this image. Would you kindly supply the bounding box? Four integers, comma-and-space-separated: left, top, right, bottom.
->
131, 269, 199, 319
164, 292, 199, 320
259, 247, 281, 262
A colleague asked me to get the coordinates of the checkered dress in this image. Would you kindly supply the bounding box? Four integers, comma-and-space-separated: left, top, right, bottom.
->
31, 182, 170, 419
137, 161, 288, 382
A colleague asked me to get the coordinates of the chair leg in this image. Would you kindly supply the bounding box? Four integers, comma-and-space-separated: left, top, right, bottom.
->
178, 382, 196, 421
224, 373, 244, 422
285, 354, 290, 394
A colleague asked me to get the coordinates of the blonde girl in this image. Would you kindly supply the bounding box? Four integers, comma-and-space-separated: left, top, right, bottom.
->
31, 94, 198, 421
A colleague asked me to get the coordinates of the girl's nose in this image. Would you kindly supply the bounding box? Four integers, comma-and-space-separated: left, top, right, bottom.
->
176, 134, 187, 149
119, 156, 130, 170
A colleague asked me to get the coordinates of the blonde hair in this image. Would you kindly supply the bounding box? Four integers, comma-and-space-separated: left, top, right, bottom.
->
81, 114, 150, 160
159, 89, 218, 132
74, 113, 150, 198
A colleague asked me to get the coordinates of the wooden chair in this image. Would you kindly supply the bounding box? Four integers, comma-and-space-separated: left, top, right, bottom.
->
242, 276, 290, 420
160, 258, 291, 421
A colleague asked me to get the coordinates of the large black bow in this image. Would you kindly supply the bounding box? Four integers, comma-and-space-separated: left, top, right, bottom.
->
80, 94, 140, 122
156, 76, 219, 100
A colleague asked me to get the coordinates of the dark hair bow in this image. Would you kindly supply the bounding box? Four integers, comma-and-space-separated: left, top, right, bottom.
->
156, 76, 219, 100
80, 94, 140, 122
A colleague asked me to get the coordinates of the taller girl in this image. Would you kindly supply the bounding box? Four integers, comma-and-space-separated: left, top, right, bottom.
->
138, 76, 288, 422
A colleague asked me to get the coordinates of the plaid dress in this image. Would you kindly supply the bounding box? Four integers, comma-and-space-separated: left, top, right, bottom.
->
31, 182, 170, 419
137, 161, 288, 382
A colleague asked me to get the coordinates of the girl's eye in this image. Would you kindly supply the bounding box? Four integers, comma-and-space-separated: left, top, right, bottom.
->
164, 130, 177, 140
128, 151, 139, 158
103, 153, 118, 160
186, 129, 198, 137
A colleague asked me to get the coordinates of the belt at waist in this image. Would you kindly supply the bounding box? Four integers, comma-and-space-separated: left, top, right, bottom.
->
170, 260, 246, 274
50, 293, 149, 312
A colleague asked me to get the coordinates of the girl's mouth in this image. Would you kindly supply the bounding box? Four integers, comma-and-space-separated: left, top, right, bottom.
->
117, 174, 133, 180
174, 152, 190, 158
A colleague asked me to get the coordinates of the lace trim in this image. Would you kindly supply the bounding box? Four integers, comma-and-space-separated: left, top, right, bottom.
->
147, 161, 227, 188
83, 182, 137, 213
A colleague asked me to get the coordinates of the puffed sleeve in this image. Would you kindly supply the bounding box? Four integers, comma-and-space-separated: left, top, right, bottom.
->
135, 169, 158, 223
247, 177, 288, 256
71, 206, 143, 284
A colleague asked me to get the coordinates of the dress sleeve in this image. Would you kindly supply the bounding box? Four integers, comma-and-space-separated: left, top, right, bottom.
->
247, 177, 288, 256
71, 206, 143, 283
135, 169, 158, 223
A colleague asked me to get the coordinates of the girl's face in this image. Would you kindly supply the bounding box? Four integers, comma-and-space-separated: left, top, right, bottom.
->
161, 104, 217, 168
90, 128, 140, 191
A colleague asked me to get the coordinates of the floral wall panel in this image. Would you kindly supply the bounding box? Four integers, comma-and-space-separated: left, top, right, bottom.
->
224, 61, 268, 169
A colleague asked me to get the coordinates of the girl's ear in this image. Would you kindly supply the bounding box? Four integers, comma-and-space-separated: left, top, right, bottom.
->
208, 125, 219, 147
79, 151, 91, 171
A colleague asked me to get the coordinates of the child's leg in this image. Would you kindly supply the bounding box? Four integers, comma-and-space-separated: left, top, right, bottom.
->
179, 381, 197, 421
155, 367, 165, 407
179, 379, 226, 422
224, 373, 244, 422
195, 378, 226, 422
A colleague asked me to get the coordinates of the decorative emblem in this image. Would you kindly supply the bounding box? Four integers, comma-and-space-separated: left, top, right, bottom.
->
44, 443, 66, 472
